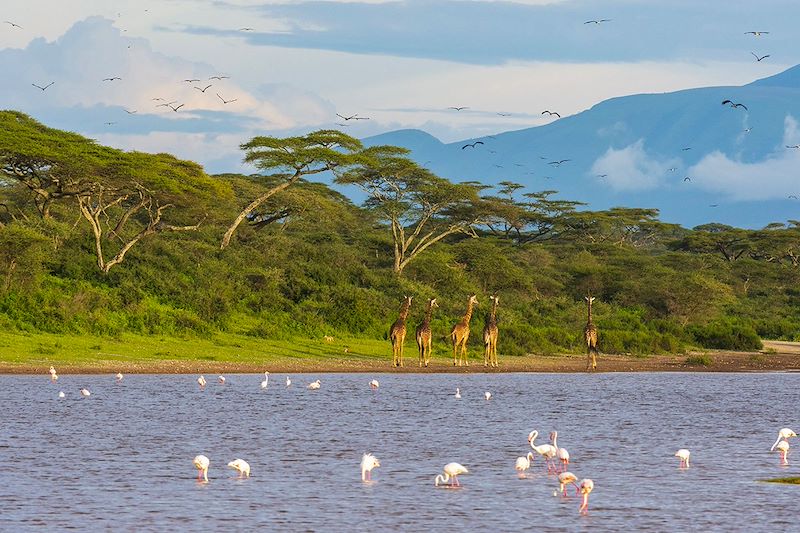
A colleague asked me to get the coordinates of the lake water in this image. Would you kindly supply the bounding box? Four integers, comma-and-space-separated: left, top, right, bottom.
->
1, 373, 797, 531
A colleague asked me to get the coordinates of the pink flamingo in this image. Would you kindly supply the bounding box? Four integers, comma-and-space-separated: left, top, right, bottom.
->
558, 471, 579, 496
578, 479, 594, 513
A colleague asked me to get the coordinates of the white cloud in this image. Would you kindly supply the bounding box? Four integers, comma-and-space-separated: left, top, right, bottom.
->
590, 139, 678, 191
688, 116, 800, 201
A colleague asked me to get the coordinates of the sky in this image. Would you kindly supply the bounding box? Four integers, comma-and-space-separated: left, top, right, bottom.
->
0, 0, 796, 173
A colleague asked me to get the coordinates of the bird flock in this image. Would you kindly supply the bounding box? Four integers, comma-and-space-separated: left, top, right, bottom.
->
46, 365, 796, 516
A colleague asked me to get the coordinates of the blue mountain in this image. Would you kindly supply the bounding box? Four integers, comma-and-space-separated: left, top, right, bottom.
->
364, 65, 800, 229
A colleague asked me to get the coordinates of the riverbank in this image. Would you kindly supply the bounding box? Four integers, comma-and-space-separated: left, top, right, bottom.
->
1, 331, 799, 374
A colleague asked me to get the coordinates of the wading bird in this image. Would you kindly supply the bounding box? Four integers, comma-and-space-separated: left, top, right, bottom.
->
484, 391, 492, 400
552, 432, 570, 472
194, 455, 210, 481
218, 376, 226, 384
578, 479, 594, 513
116, 372, 123, 382
58, 391, 65, 398
197, 375, 206, 389
286, 376, 291, 387
528, 431, 557, 472
80, 388, 91, 397
558, 471, 579, 496
308, 379, 321, 390
369, 379, 380, 390
454, 388, 461, 399
675, 448, 691, 468
515, 452, 535, 476
774, 439, 790, 465
434, 462, 468, 487
771, 428, 797, 451
361, 453, 380, 481
462, 141, 485, 149
260, 371, 269, 389
228, 459, 250, 478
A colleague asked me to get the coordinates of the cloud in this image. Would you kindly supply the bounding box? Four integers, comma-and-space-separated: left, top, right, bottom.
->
590, 140, 678, 191
688, 116, 800, 201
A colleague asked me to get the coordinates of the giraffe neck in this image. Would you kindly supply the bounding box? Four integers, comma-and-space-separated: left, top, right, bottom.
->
463, 300, 474, 324
587, 300, 593, 324
399, 300, 411, 321
423, 302, 434, 324
489, 300, 498, 322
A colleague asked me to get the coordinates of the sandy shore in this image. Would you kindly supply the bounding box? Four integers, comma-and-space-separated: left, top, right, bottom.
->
2, 341, 799, 374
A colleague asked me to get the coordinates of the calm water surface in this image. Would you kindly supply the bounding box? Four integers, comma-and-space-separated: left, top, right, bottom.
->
1, 373, 798, 531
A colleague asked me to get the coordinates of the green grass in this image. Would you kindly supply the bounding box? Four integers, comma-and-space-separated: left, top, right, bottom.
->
0, 330, 474, 370
685, 354, 713, 367
761, 477, 800, 484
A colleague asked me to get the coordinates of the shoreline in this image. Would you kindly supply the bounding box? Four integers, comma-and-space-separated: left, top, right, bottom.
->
3, 346, 800, 375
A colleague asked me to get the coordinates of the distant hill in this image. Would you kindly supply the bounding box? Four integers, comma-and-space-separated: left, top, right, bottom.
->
364, 65, 800, 228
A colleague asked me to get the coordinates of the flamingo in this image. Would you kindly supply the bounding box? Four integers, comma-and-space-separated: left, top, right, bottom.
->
558, 471, 580, 496
260, 372, 269, 389
578, 479, 594, 513
774, 439, 790, 465
455, 388, 461, 399
528, 431, 557, 473
197, 375, 207, 389
50, 373, 58, 382
218, 376, 226, 384
551, 431, 570, 472
675, 449, 690, 468
79, 388, 91, 397
369, 379, 380, 390
58, 391, 65, 398
115, 372, 123, 383
434, 462, 468, 487
771, 428, 797, 451
361, 453, 380, 481
49, 366, 57, 379
485, 391, 492, 400
286, 376, 291, 387
515, 452, 535, 476
194, 455, 210, 482
227, 459, 250, 478
308, 380, 321, 390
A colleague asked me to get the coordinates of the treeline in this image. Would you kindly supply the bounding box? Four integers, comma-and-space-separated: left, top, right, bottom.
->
2, 111, 799, 356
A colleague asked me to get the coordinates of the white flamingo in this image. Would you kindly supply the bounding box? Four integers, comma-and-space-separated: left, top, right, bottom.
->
197, 375, 207, 389
551, 431, 570, 472
515, 452, 535, 476
578, 479, 594, 513
675, 449, 691, 468
455, 388, 461, 399
194, 455, 210, 482
434, 462, 468, 487
308, 379, 321, 390
484, 391, 492, 400
771, 428, 797, 451
115, 372, 123, 383
286, 376, 291, 387
361, 453, 380, 481
558, 471, 580, 496
228, 459, 250, 478
260, 372, 270, 389
369, 379, 380, 390
218, 376, 226, 384
528, 431, 557, 472
49, 365, 57, 377
79, 388, 91, 397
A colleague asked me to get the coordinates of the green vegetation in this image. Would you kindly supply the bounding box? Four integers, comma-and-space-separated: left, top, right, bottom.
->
684, 354, 713, 367
2, 111, 799, 366
761, 478, 800, 485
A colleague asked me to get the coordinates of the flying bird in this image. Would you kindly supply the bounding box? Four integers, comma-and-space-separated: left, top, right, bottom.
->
156, 100, 177, 107
124, 109, 137, 114
104, 122, 117, 126
5, 21, 22, 29
102, 77, 121, 82
790, 195, 799, 200
336, 113, 369, 121
31, 81, 54, 91
684, 176, 692, 182
709, 204, 719, 208
496, 112, 511, 116
462, 141, 485, 150
548, 159, 571, 166
681, 147, 692, 151
194, 84, 213, 93
209, 75, 230, 80
584, 19, 611, 24
786, 145, 800, 149
217, 93, 237, 104
744, 31, 769, 36
751, 52, 770, 62
722, 99, 748, 111
335, 123, 350, 127
182, 78, 200, 83
238, 27, 254, 31
541, 110, 561, 118
448, 106, 469, 111
168, 103, 185, 112
596, 174, 608, 178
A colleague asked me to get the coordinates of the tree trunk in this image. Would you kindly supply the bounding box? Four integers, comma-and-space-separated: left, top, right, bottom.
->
220, 176, 298, 249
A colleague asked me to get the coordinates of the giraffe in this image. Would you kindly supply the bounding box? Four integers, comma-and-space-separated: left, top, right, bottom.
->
483, 295, 499, 368
584, 295, 598, 372
416, 298, 438, 367
451, 295, 478, 367
390, 296, 413, 367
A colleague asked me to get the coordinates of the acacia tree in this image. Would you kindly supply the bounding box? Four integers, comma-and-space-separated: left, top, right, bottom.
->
220, 130, 362, 249
0, 112, 222, 273
336, 145, 487, 276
